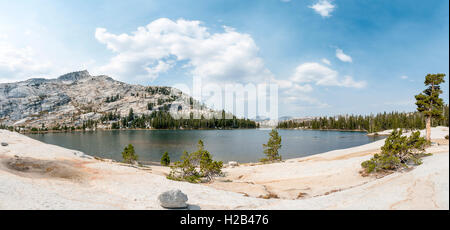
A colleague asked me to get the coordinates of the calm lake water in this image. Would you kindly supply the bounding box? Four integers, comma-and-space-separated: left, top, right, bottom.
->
26, 129, 384, 163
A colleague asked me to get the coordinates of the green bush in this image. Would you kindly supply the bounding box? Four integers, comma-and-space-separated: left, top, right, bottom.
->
260, 129, 282, 163
361, 129, 429, 174
161, 151, 171, 166
167, 140, 223, 183
445, 135, 449, 140
167, 150, 202, 183
122, 144, 138, 164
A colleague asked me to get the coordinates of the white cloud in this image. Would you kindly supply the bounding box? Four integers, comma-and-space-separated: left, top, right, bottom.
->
291, 62, 337, 85
95, 18, 273, 83
321, 58, 331, 65
400, 75, 408, 79
286, 83, 314, 93
309, 0, 336, 18
290, 62, 366, 88
335, 48, 352, 63
273, 61, 366, 110
339, 75, 367, 88
0, 41, 53, 82
285, 94, 330, 109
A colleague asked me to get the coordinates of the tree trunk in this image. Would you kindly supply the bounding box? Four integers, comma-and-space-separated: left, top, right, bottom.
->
427, 83, 435, 142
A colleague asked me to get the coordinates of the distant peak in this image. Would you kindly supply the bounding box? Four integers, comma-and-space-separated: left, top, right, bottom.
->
57, 70, 91, 81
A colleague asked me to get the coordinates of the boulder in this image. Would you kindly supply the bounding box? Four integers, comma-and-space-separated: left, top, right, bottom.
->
228, 161, 239, 167
158, 189, 188, 209
1, 142, 8, 146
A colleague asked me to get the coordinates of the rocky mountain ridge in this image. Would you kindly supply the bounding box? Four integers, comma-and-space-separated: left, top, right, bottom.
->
0, 70, 213, 129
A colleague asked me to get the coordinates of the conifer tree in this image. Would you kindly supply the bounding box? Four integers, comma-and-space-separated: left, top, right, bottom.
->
261, 129, 282, 162
167, 140, 223, 183
122, 144, 138, 164
128, 108, 134, 121
161, 151, 171, 166
415, 73, 446, 141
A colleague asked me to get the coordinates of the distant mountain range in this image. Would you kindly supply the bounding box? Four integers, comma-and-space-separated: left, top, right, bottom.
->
255, 116, 317, 128
252, 116, 294, 122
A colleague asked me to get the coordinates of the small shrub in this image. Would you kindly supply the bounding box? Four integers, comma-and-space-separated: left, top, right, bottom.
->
297, 192, 308, 199
122, 144, 138, 164
167, 150, 201, 182
361, 129, 429, 174
258, 192, 279, 199
161, 151, 171, 166
167, 140, 223, 183
445, 135, 449, 140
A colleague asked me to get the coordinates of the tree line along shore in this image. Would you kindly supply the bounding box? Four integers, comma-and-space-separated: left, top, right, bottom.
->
277, 105, 449, 133
0, 110, 259, 133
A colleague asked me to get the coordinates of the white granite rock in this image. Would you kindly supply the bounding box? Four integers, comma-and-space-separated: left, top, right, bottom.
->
158, 189, 188, 209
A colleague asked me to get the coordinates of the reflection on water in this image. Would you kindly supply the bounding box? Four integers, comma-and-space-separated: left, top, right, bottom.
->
26, 129, 384, 163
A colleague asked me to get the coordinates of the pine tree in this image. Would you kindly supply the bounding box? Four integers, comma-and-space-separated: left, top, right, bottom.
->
361, 129, 428, 173
261, 129, 282, 163
128, 108, 134, 121
161, 151, 171, 166
167, 140, 222, 183
122, 144, 138, 164
415, 73, 446, 141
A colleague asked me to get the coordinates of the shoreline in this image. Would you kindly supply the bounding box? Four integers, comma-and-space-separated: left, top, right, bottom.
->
0, 126, 448, 209
278, 127, 368, 132
12, 127, 260, 135
10, 126, 418, 136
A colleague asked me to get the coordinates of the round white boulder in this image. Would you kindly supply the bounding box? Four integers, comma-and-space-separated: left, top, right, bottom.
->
158, 189, 188, 209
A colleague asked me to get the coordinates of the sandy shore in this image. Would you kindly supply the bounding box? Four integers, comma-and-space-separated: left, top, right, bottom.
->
0, 127, 448, 210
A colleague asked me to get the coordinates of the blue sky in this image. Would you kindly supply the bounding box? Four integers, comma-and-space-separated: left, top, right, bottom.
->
0, 0, 448, 117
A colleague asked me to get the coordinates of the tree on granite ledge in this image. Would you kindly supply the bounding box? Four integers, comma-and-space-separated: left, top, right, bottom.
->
415, 73, 445, 141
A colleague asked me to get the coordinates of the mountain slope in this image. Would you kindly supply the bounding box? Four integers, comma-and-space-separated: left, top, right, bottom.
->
0, 70, 212, 128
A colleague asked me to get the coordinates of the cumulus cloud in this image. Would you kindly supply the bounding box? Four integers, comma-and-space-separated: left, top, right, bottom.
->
95, 18, 273, 83
273, 60, 366, 109
309, 0, 336, 18
290, 62, 366, 88
0, 41, 53, 82
335, 48, 352, 63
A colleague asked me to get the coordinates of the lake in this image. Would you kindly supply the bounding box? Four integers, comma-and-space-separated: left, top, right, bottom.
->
26, 129, 385, 163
